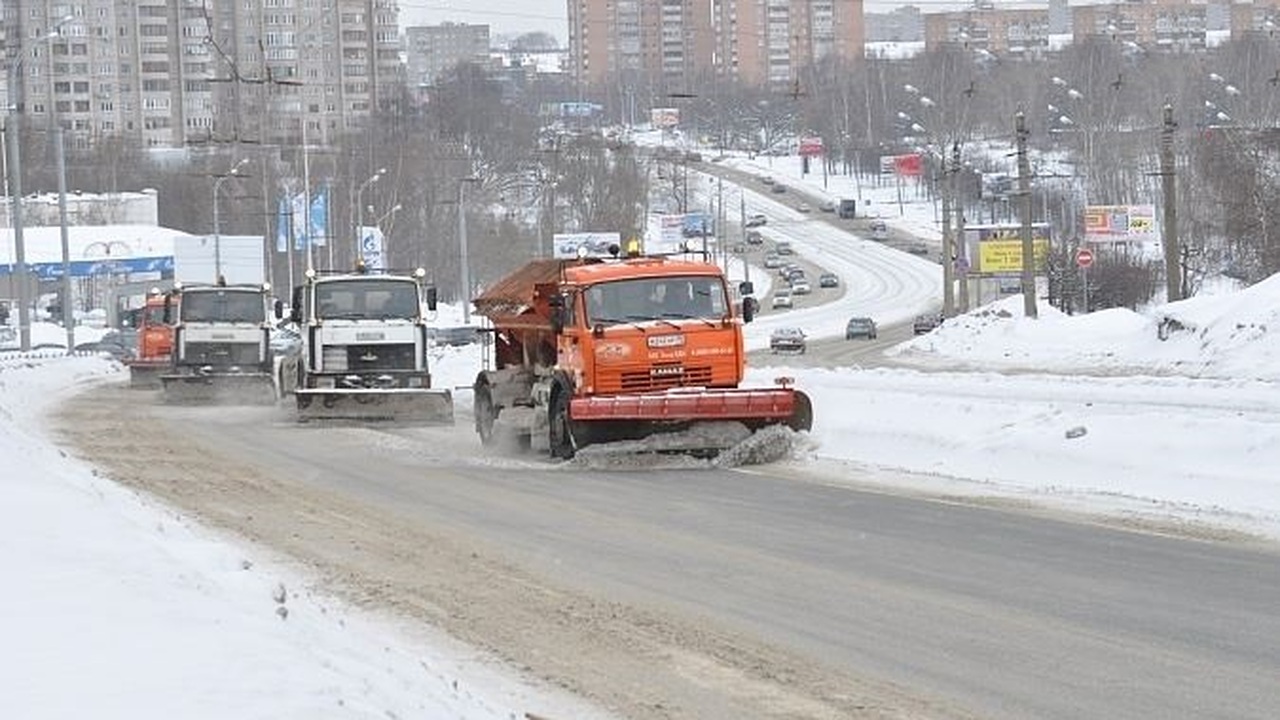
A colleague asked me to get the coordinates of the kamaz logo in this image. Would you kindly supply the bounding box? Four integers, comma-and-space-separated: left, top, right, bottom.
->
356, 332, 386, 341
651, 365, 684, 376
647, 334, 685, 348
360, 351, 379, 361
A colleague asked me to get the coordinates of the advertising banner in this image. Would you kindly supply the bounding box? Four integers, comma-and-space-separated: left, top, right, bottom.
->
964, 224, 1052, 276
553, 232, 622, 259
1084, 204, 1156, 243
880, 153, 923, 176
799, 137, 824, 157
359, 226, 385, 271
650, 107, 680, 129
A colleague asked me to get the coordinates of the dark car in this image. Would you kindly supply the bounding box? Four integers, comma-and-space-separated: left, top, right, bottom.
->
770, 184, 787, 194
818, 273, 839, 288
769, 327, 806, 354
845, 317, 877, 340
746, 230, 764, 245
869, 220, 889, 241
76, 329, 138, 360
913, 313, 942, 335
436, 325, 480, 347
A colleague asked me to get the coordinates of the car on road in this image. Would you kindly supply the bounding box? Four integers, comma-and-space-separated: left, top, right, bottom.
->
869, 220, 889, 241
435, 325, 481, 347
771, 289, 793, 309
745, 213, 768, 228
770, 184, 787, 194
763, 252, 782, 269
913, 313, 942, 335
746, 230, 764, 245
818, 273, 840, 288
819, 199, 837, 213
845, 317, 878, 340
906, 242, 930, 256
796, 202, 812, 213
759, 175, 776, 185
775, 241, 794, 255
769, 327, 806, 354
790, 279, 812, 295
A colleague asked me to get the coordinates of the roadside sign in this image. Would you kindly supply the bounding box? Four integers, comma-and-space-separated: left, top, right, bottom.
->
1076, 247, 1094, 269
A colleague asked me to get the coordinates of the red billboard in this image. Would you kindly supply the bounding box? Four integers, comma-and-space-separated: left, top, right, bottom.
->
799, 137, 824, 157
893, 153, 923, 176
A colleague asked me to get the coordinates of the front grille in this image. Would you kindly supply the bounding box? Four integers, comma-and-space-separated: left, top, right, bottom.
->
346, 343, 417, 372
182, 341, 261, 366
613, 364, 714, 392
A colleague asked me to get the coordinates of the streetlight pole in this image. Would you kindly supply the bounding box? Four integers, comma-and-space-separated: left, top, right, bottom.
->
212, 158, 249, 283
55, 126, 73, 352
457, 177, 478, 324
4, 19, 73, 352
353, 167, 385, 258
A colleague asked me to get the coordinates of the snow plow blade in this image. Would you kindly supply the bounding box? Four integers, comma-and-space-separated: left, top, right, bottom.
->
295, 388, 454, 425
570, 387, 812, 431
127, 362, 168, 389
160, 373, 277, 405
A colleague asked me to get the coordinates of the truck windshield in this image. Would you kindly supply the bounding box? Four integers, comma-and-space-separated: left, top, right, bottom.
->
180, 290, 265, 323
142, 305, 167, 327
315, 280, 419, 320
585, 276, 727, 326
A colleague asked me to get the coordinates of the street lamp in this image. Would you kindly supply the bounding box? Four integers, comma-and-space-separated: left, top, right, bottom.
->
353, 167, 386, 249
212, 158, 250, 283
5, 19, 72, 352
457, 176, 479, 324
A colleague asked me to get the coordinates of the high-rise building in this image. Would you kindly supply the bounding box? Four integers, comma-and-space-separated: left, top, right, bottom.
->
568, 0, 863, 90
0, 0, 401, 150
405, 23, 491, 89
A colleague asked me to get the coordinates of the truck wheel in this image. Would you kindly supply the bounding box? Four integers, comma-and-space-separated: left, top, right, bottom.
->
548, 390, 575, 460
474, 383, 497, 446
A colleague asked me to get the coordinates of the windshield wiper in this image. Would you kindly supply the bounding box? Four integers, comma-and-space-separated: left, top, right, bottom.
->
321, 312, 370, 320
591, 315, 648, 332
659, 312, 717, 328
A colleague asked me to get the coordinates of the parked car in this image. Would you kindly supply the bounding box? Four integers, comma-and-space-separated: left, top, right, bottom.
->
745, 213, 768, 228
775, 241, 795, 255
913, 313, 942, 335
771, 289, 793, 309
746, 230, 764, 245
818, 273, 840, 288
763, 252, 783, 269
435, 325, 481, 347
869, 220, 889, 241
790, 279, 812, 295
769, 327, 806, 354
845, 317, 878, 340
819, 199, 837, 213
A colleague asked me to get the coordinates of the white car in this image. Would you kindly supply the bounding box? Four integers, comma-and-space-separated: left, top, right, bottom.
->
771, 289, 793, 309
790, 279, 812, 295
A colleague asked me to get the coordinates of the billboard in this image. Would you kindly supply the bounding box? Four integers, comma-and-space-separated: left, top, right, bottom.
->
1084, 204, 1156, 243
879, 153, 923, 176
358, 226, 385, 271
799, 137, 824, 157
963, 223, 1052, 276
553, 232, 622, 259
650, 107, 680, 129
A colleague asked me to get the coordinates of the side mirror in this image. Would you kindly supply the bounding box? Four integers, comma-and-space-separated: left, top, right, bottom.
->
162, 294, 173, 324
738, 280, 754, 297
273, 299, 284, 320
741, 296, 758, 324
290, 286, 303, 323
549, 293, 566, 335
425, 287, 438, 312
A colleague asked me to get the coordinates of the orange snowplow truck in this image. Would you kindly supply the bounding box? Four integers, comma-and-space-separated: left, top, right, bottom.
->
471, 246, 812, 459
125, 290, 176, 388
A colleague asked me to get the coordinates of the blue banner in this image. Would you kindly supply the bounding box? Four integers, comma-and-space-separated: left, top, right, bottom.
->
309, 188, 328, 247
1, 256, 173, 280
275, 194, 291, 253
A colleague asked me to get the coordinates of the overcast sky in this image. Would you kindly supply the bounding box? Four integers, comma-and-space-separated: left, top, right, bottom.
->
399, 0, 569, 43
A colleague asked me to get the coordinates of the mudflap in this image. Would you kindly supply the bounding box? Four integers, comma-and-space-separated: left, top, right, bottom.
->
160, 373, 277, 405
295, 388, 454, 425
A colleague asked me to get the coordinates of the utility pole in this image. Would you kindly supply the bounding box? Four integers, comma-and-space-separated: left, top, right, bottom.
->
953, 142, 970, 313
1015, 111, 1038, 319
940, 151, 955, 317
55, 127, 73, 353
1159, 103, 1181, 302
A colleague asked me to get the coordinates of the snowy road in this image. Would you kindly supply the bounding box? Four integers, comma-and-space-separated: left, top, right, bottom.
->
686, 169, 942, 351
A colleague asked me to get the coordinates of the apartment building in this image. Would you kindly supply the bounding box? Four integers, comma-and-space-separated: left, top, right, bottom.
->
1072, 0, 1208, 51
0, 0, 400, 150
567, 0, 863, 90
923, 5, 1052, 57
405, 23, 491, 88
